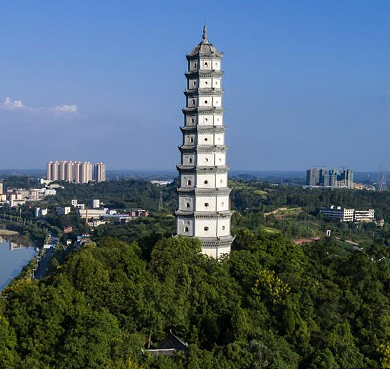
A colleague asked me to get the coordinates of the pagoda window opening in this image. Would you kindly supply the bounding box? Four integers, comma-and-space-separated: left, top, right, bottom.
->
205, 203, 209, 207
185, 227, 189, 232
204, 226, 209, 231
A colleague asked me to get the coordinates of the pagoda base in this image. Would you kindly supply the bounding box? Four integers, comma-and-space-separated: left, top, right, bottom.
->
198, 235, 234, 259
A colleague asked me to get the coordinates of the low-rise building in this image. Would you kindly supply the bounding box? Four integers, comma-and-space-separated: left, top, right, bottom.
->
129, 209, 149, 217
92, 199, 100, 209
320, 206, 375, 223
78, 208, 108, 219
35, 208, 48, 217
10, 198, 26, 207
56, 206, 71, 216
320, 206, 354, 222
354, 209, 375, 222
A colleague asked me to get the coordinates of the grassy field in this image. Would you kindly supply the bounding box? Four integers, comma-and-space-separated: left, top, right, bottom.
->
229, 181, 268, 197
252, 189, 268, 196
260, 225, 280, 234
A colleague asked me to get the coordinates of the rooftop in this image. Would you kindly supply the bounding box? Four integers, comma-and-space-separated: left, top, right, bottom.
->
187, 26, 223, 58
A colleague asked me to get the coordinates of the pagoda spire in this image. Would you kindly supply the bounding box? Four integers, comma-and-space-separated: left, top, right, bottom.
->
202, 25, 207, 40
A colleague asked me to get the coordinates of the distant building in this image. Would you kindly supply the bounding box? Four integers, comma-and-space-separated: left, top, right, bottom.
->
320, 205, 375, 223
307, 167, 354, 188
56, 206, 71, 216
306, 167, 320, 187
46, 160, 106, 183
354, 209, 375, 223
151, 180, 173, 186
0, 182, 3, 195
92, 199, 100, 209
144, 330, 189, 357
129, 209, 149, 217
79, 208, 108, 219
320, 206, 355, 222
94, 163, 106, 182
35, 208, 48, 217
353, 183, 365, 190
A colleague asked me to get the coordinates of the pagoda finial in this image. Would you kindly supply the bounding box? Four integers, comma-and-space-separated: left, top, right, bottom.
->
202, 25, 207, 41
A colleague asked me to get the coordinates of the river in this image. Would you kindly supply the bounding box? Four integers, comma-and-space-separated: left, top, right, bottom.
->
0, 236, 37, 290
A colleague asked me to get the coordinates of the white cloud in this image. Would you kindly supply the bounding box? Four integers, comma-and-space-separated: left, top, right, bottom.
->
51, 104, 78, 115
1, 97, 79, 116
3, 97, 26, 110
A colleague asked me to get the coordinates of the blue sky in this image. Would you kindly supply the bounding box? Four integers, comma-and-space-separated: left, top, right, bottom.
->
0, 0, 389, 171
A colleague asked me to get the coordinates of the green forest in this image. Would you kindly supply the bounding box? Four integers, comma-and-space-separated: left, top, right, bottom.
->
2, 228, 390, 368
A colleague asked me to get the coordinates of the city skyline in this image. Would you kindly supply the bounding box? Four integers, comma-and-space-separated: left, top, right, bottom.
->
1, 1, 390, 171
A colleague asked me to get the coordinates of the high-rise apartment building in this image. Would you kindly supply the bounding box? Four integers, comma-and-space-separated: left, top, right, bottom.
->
80, 162, 93, 183
46, 161, 106, 183
73, 161, 81, 183
59, 161, 67, 181
94, 162, 106, 182
65, 161, 74, 182
50, 161, 60, 181
306, 167, 354, 188
175, 27, 234, 258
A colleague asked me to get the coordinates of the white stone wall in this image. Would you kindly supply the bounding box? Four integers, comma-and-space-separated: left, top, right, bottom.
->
197, 173, 215, 188
196, 196, 217, 212
217, 218, 230, 236
180, 174, 195, 188
216, 173, 228, 188
197, 153, 214, 166
195, 218, 217, 237
197, 133, 214, 145
179, 195, 194, 211
200, 60, 212, 70
184, 134, 195, 145
198, 115, 213, 125
186, 115, 197, 126
190, 59, 198, 71
182, 154, 195, 165
177, 217, 194, 236
212, 60, 221, 71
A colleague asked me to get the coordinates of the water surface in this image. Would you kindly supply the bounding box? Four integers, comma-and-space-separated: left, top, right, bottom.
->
0, 236, 36, 290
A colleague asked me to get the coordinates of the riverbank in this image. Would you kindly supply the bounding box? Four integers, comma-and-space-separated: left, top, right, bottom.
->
0, 237, 37, 290
0, 229, 19, 236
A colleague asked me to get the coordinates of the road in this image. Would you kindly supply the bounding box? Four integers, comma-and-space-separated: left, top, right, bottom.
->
35, 248, 54, 280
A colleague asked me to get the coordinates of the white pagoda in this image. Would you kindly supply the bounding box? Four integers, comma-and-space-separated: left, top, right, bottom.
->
175, 26, 234, 258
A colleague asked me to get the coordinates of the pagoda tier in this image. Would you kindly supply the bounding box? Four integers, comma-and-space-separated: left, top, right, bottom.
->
175, 26, 234, 259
